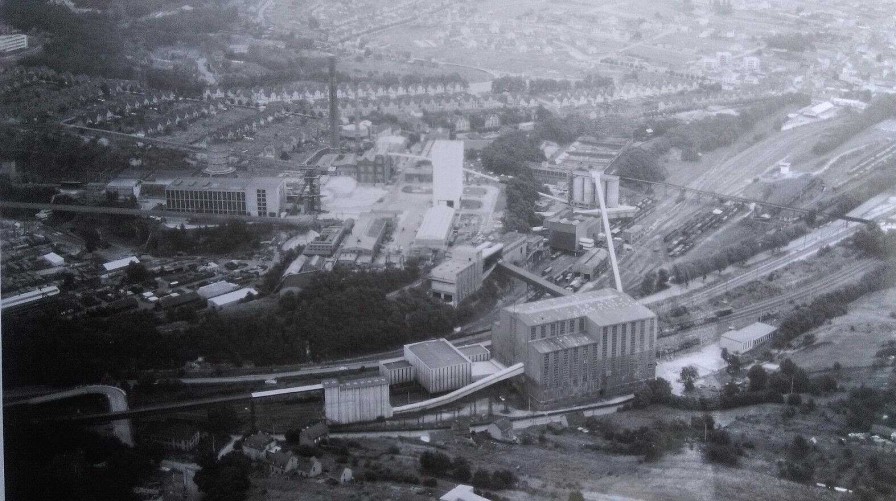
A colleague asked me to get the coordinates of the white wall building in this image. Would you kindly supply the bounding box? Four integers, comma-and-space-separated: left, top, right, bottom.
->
404, 338, 472, 393
165, 177, 286, 217
322, 376, 393, 423
431, 140, 464, 209
720, 322, 776, 354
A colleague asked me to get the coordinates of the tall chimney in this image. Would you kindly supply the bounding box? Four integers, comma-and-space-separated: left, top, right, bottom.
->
328, 55, 339, 149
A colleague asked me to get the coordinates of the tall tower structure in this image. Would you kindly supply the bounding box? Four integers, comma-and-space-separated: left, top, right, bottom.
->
328, 55, 339, 150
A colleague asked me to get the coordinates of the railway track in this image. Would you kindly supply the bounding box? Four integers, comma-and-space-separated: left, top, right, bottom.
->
662, 260, 879, 336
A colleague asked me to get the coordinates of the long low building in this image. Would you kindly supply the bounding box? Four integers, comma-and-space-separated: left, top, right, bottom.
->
165, 177, 286, 217
720, 322, 776, 354
404, 339, 472, 393
414, 205, 456, 251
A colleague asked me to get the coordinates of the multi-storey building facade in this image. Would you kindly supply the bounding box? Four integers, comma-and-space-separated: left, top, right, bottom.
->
165, 177, 285, 217
492, 289, 657, 409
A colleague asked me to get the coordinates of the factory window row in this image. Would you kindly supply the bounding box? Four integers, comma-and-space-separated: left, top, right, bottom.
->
166, 191, 248, 215
528, 317, 585, 341
540, 346, 653, 388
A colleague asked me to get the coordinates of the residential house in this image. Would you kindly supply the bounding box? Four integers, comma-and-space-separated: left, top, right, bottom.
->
338, 467, 353, 484
296, 456, 323, 478
145, 423, 202, 451
266, 451, 299, 474
299, 422, 329, 447
243, 432, 276, 460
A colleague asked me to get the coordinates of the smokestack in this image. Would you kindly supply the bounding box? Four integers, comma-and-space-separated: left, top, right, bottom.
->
328, 55, 339, 149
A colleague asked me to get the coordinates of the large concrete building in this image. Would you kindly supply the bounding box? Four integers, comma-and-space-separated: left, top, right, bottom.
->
404, 339, 472, 393
431, 140, 464, 209
322, 376, 392, 424
546, 212, 601, 252
492, 289, 657, 409
304, 220, 353, 256
165, 177, 286, 217
429, 245, 483, 305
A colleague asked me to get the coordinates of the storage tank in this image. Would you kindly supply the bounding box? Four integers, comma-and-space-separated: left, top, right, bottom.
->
583, 175, 595, 206
605, 175, 620, 208
579, 237, 595, 249
572, 175, 585, 204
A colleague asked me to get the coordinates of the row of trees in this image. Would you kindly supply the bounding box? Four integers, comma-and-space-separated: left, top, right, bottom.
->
774, 261, 896, 348
2, 265, 447, 387
652, 93, 811, 159
669, 221, 809, 284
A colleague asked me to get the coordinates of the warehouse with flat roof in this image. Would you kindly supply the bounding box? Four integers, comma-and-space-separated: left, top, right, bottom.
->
720, 322, 776, 354
414, 205, 456, 251
165, 177, 285, 217
404, 338, 472, 393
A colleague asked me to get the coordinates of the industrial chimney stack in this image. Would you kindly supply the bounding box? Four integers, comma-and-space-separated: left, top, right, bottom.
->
328, 55, 339, 149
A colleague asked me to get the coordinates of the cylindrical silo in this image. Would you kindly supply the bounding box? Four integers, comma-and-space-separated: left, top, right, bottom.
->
583, 174, 595, 207
573, 175, 585, 204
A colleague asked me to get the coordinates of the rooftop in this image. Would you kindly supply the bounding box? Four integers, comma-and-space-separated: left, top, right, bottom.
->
415, 205, 456, 244
167, 177, 284, 192
430, 258, 478, 282
103, 256, 139, 272
382, 359, 412, 370
406, 338, 470, 369
530, 333, 594, 354
322, 376, 389, 390
721, 322, 776, 344
458, 345, 489, 358
507, 288, 655, 326
208, 287, 257, 307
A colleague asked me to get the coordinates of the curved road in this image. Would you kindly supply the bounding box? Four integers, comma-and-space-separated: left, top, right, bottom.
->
26, 385, 133, 446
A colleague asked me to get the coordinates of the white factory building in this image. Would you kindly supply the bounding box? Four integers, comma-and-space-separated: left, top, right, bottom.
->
414, 205, 456, 251
165, 177, 286, 217
404, 338, 473, 393
429, 245, 483, 305
207, 287, 257, 309
431, 140, 464, 209
720, 322, 776, 354
322, 376, 392, 424
196, 281, 240, 300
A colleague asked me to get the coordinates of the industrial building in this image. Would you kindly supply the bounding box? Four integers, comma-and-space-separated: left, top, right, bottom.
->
458, 344, 491, 362
720, 322, 776, 354
165, 177, 286, 217
404, 339, 473, 393
196, 281, 239, 300
322, 376, 393, 424
341, 213, 391, 263
431, 140, 464, 209
378, 359, 415, 385
572, 248, 609, 280
492, 289, 657, 409
0, 33, 27, 53
546, 212, 601, 252
429, 245, 483, 305
569, 171, 620, 208
304, 221, 353, 256
414, 205, 456, 251
207, 288, 257, 309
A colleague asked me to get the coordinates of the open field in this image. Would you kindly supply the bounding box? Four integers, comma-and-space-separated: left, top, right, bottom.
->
786, 286, 896, 372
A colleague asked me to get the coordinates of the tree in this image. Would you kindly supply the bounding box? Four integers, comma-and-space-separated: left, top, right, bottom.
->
450, 457, 471, 482
680, 366, 699, 392
569, 491, 586, 501
194, 451, 252, 501
747, 365, 768, 392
